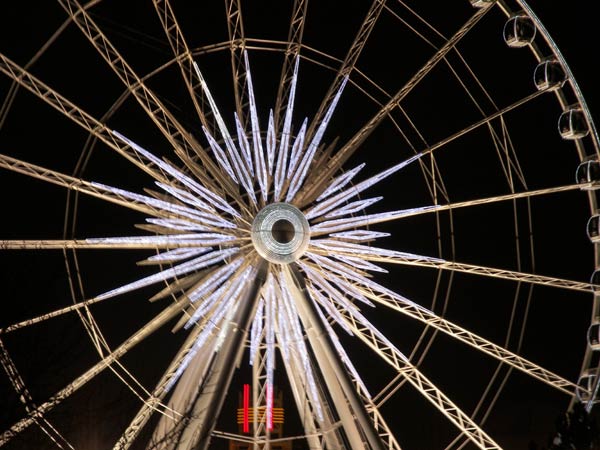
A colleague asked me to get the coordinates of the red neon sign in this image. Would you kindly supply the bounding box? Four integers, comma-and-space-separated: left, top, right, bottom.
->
267, 384, 273, 431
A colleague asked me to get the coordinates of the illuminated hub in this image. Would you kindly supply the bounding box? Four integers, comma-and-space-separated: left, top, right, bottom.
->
251, 203, 310, 264
94, 49, 425, 435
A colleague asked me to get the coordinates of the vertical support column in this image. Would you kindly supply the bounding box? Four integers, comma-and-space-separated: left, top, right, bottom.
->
284, 266, 385, 450
251, 317, 269, 449
174, 263, 267, 450
279, 340, 347, 450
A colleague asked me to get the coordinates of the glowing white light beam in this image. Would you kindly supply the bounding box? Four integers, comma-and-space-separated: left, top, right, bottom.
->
316, 163, 365, 202
243, 51, 269, 203
328, 230, 390, 242
286, 77, 349, 203
274, 57, 300, 201
306, 153, 421, 220
112, 130, 239, 217
324, 197, 383, 219
96, 247, 239, 301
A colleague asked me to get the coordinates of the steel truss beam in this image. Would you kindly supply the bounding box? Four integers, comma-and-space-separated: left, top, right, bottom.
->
278, 340, 346, 450
0, 299, 187, 446
298, 4, 494, 205
172, 262, 265, 450
309, 182, 590, 236
56, 0, 239, 199
299, 0, 386, 202
0, 53, 170, 184
304, 0, 386, 145
286, 266, 386, 450
0, 237, 243, 251
152, 0, 216, 134
115, 262, 251, 449
273, 0, 308, 132
113, 329, 208, 449
308, 245, 594, 293
0, 153, 231, 236
335, 307, 502, 450
252, 345, 270, 448
0, 339, 73, 449
341, 276, 581, 396
225, 0, 249, 127
149, 333, 220, 449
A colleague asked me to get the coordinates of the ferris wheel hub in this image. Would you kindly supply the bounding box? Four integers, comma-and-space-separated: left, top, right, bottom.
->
251, 203, 310, 264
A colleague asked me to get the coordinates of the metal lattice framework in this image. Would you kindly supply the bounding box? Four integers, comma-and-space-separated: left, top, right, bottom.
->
1, 1, 599, 449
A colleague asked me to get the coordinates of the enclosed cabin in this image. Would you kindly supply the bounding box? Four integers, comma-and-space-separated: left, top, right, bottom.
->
558, 107, 590, 140
577, 368, 599, 403
576, 160, 600, 190
534, 59, 566, 92
503, 13, 536, 48
588, 317, 600, 351
587, 215, 600, 243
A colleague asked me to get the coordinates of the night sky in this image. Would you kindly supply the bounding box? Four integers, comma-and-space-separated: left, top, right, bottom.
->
1, 1, 599, 449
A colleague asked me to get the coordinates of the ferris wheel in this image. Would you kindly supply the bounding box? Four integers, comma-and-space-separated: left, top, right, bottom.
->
1, 0, 599, 449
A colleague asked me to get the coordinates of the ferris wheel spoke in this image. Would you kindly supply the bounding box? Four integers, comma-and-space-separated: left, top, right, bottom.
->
0, 250, 240, 335
0, 153, 165, 217
363, 403, 404, 450
280, 338, 370, 449
0, 338, 75, 450
0, 152, 241, 235
273, 0, 307, 132
275, 275, 331, 426
3, 254, 246, 338
0, 53, 177, 184
237, 51, 271, 205
301, 254, 581, 397
276, 341, 335, 449
95, 247, 241, 303
225, 0, 250, 127
0, 6, 75, 131
304, 0, 386, 145
0, 233, 240, 251
309, 241, 593, 293
152, 0, 216, 134
192, 61, 258, 206
284, 266, 388, 450
173, 257, 252, 332
285, 76, 349, 203
0, 299, 186, 447
307, 287, 405, 450
385, 0, 445, 48
309, 182, 589, 235
273, 56, 300, 202
163, 264, 264, 450
275, 298, 353, 448
324, 290, 503, 450
1, 294, 124, 335
0, 52, 235, 200
298, 4, 494, 205
56, 0, 239, 198
305, 153, 420, 220
116, 324, 219, 450
112, 130, 242, 219
420, 89, 546, 162
0, 0, 109, 133
352, 279, 580, 396
297, 0, 386, 204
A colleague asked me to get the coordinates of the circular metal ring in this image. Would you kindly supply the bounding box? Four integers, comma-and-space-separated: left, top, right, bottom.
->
251, 203, 310, 264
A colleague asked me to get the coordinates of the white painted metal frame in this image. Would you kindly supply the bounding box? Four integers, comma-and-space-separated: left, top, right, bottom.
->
0, 0, 598, 449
